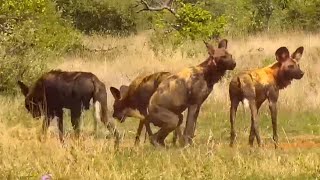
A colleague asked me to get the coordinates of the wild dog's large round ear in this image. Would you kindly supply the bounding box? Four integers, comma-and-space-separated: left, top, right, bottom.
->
17, 80, 29, 96
218, 39, 228, 49
203, 40, 215, 56
291, 46, 304, 61
110, 87, 121, 100
275, 47, 290, 62
119, 85, 129, 98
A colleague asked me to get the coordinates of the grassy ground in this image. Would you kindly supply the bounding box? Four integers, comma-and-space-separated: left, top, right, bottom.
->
1, 32, 320, 179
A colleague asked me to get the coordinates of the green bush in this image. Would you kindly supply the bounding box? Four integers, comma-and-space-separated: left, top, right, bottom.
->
176, 3, 227, 40
285, 0, 320, 31
56, 0, 137, 35
148, 1, 227, 55
0, 0, 80, 93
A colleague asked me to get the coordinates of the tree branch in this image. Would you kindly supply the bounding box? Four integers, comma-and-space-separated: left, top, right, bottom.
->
136, 0, 176, 16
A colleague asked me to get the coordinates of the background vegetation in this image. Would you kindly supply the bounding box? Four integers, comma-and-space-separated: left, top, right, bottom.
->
1, 0, 320, 92
1, 0, 320, 179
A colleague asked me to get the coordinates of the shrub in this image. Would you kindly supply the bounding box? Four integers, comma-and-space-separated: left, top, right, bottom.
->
0, 0, 81, 93
148, 1, 227, 55
56, 0, 137, 36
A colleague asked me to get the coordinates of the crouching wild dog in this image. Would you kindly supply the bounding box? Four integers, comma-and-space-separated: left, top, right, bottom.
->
18, 70, 120, 145
146, 39, 236, 146
229, 46, 304, 148
110, 72, 184, 145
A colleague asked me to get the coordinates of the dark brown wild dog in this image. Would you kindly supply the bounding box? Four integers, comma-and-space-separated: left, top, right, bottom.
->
229, 46, 304, 148
146, 39, 236, 146
18, 70, 120, 145
110, 72, 183, 145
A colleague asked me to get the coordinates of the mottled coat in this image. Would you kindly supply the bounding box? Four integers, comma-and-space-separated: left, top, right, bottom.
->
229, 46, 304, 148
146, 39, 236, 146
110, 72, 172, 145
18, 70, 119, 144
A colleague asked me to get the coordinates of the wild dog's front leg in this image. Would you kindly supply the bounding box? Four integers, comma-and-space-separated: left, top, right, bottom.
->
56, 109, 64, 143
40, 116, 51, 142
135, 120, 145, 146
39, 110, 54, 142
269, 101, 278, 148
171, 114, 184, 146
248, 99, 261, 147
268, 88, 279, 149
183, 105, 200, 146
105, 120, 121, 148
71, 107, 81, 138
172, 126, 182, 146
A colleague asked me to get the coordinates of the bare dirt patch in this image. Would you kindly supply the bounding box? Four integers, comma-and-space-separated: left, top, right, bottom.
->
266, 135, 320, 150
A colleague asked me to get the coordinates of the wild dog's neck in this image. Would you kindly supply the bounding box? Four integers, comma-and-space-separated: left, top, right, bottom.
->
198, 57, 226, 87
270, 62, 292, 89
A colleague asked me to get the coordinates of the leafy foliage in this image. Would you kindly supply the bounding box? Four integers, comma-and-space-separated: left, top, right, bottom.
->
0, 0, 80, 93
55, 0, 137, 35
175, 2, 227, 40
149, 1, 227, 54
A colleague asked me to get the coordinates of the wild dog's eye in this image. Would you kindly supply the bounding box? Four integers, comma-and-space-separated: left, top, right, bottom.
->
288, 65, 294, 69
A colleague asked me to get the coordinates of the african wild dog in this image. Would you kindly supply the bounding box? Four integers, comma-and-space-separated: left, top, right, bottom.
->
110, 72, 183, 145
229, 46, 304, 148
146, 39, 236, 146
18, 70, 120, 145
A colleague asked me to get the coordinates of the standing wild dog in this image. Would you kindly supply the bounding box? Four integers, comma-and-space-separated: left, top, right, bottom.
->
18, 70, 120, 145
146, 39, 236, 146
110, 72, 183, 145
229, 46, 304, 148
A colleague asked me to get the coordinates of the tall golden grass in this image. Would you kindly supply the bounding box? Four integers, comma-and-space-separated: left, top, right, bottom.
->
59, 32, 320, 111
0, 32, 320, 179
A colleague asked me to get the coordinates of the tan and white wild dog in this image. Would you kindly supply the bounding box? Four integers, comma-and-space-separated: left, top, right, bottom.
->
229, 46, 304, 148
146, 39, 236, 146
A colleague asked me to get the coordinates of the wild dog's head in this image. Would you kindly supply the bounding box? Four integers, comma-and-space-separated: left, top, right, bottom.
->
17, 81, 42, 119
110, 85, 130, 122
275, 46, 304, 81
204, 39, 236, 70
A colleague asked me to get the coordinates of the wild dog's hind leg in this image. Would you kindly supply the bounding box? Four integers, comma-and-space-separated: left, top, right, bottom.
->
248, 99, 260, 147
229, 98, 240, 147
147, 106, 180, 147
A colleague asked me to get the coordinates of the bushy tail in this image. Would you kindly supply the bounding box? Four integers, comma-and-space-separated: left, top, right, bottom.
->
91, 77, 108, 126
92, 77, 120, 147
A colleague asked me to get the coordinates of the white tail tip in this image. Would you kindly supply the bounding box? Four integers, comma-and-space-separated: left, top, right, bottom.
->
243, 98, 249, 108
94, 101, 101, 121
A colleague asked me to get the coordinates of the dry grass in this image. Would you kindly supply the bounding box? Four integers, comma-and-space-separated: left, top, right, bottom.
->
1, 32, 320, 179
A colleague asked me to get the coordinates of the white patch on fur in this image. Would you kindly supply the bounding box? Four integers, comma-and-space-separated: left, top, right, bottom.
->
94, 101, 101, 121
243, 98, 249, 108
